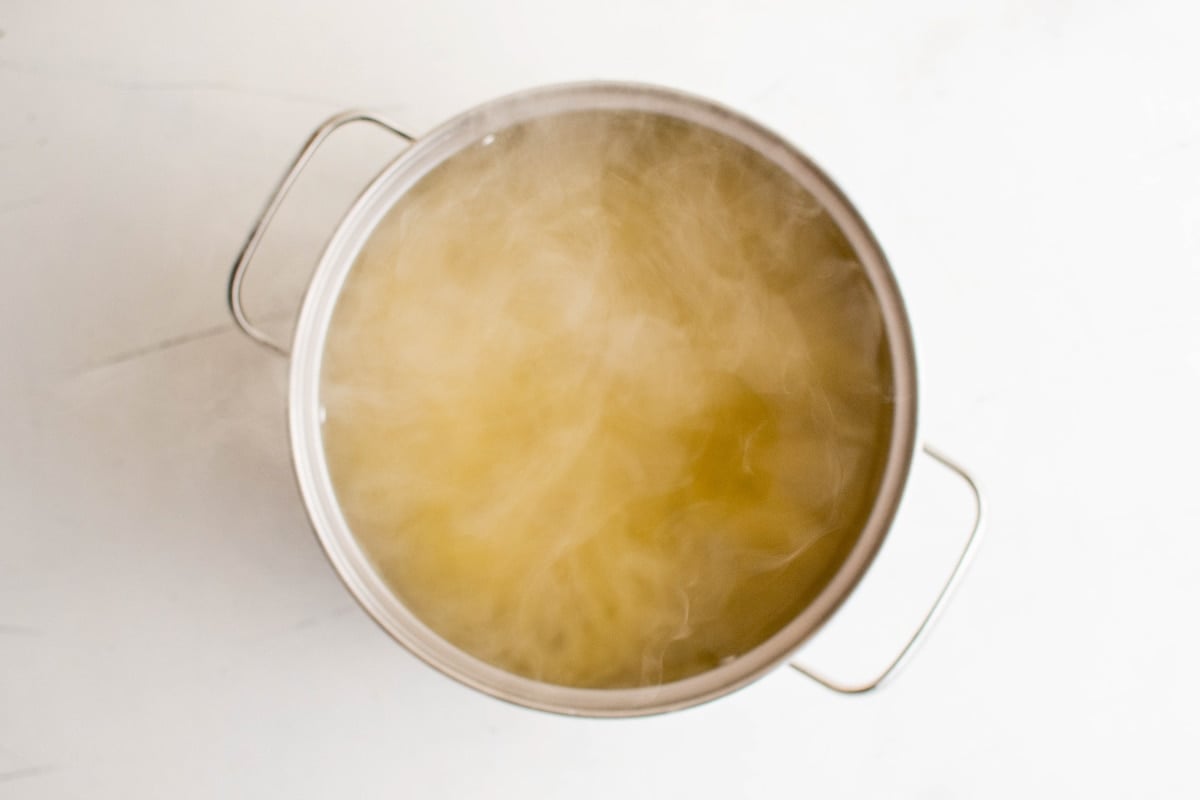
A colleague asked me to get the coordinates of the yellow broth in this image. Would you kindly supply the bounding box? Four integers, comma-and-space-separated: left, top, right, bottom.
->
321, 111, 894, 688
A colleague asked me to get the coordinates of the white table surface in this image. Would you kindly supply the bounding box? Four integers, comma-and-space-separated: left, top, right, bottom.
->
3, 1, 1198, 796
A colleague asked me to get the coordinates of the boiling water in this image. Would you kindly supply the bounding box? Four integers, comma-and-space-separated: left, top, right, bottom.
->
321, 111, 894, 688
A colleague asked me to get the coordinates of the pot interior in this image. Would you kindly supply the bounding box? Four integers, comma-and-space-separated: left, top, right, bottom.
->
289, 84, 917, 716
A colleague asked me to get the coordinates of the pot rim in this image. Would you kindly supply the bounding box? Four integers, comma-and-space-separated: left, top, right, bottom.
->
287, 81, 918, 717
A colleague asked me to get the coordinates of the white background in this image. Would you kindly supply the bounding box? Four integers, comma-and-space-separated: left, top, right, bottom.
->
3, 0, 1198, 796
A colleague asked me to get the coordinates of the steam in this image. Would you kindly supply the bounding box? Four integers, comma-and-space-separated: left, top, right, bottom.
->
320, 110, 892, 688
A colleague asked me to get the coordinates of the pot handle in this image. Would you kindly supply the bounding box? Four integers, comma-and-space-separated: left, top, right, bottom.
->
789, 443, 984, 694
227, 111, 415, 356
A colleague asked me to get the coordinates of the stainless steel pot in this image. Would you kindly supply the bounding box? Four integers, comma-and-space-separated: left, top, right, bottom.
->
227, 82, 984, 717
